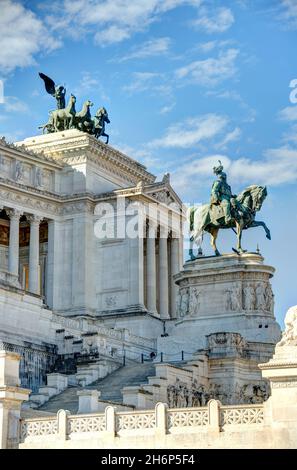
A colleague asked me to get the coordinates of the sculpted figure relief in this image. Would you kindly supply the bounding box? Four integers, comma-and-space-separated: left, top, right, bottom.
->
265, 284, 274, 312
167, 377, 270, 407
240, 383, 270, 404
226, 287, 241, 311
189, 287, 200, 316
15, 161, 23, 181
255, 283, 266, 311
35, 167, 42, 187
179, 288, 189, 317
243, 284, 256, 310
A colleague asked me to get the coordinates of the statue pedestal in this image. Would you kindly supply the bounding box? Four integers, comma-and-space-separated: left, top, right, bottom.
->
158, 253, 281, 359
259, 345, 297, 423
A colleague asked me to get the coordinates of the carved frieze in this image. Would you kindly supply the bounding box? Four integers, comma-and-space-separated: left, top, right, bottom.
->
167, 377, 270, 408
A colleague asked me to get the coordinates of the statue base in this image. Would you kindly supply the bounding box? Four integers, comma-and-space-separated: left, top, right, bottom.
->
158, 253, 281, 359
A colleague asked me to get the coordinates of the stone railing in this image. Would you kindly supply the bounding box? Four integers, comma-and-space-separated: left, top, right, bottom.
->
220, 404, 264, 426
20, 401, 266, 445
21, 416, 58, 440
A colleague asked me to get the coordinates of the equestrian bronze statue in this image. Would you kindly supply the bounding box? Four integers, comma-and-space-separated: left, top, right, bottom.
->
38, 73, 110, 143
189, 161, 271, 258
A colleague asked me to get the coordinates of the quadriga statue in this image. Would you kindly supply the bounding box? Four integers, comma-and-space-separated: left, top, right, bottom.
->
38, 73, 110, 143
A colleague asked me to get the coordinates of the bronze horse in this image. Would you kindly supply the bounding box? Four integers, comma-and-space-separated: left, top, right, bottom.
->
189, 185, 271, 258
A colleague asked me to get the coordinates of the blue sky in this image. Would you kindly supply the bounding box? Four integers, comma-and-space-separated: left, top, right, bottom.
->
0, 0, 297, 326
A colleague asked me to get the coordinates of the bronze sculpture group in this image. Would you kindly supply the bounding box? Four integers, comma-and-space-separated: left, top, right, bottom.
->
38, 73, 110, 143
189, 161, 271, 258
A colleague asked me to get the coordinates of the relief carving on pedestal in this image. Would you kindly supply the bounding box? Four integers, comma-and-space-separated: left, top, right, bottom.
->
176, 288, 189, 318
242, 282, 274, 312
207, 332, 246, 355
188, 287, 200, 317
243, 284, 256, 310
255, 283, 266, 311
265, 284, 274, 313
226, 286, 242, 311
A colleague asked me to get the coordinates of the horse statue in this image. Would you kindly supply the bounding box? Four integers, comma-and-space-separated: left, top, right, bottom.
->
92, 107, 110, 143
38, 113, 55, 134
74, 100, 93, 132
38, 94, 76, 134
189, 164, 271, 258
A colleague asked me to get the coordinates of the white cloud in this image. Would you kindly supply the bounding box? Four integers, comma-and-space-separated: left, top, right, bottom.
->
123, 72, 161, 94
118, 37, 171, 61
215, 127, 241, 150
171, 145, 297, 199
193, 7, 234, 34
0, 0, 60, 73
114, 142, 163, 170
175, 48, 239, 86
279, 106, 297, 121
72, 71, 110, 102
149, 114, 229, 148
46, 0, 201, 45
230, 147, 297, 186
2, 96, 29, 114
171, 154, 230, 195
196, 41, 218, 53
282, 124, 297, 144
280, 0, 297, 29
95, 25, 130, 45
159, 102, 176, 115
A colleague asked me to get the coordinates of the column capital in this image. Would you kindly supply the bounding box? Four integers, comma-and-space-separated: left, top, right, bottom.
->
6, 208, 22, 220
27, 214, 43, 224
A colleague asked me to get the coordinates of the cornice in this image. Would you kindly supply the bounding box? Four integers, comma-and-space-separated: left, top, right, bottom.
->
1, 138, 62, 169
16, 131, 156, 185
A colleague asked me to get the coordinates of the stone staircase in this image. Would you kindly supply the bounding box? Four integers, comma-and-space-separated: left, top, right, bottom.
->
34, 362, 156, 414
88, 362, 156, 403
26, 358, 121, 409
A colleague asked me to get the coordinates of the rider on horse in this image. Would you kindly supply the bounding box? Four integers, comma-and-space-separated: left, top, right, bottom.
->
210, 161, 238, 225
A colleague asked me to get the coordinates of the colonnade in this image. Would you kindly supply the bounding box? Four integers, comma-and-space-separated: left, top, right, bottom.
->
0, 207, 43, 295
145, 221, 180, 319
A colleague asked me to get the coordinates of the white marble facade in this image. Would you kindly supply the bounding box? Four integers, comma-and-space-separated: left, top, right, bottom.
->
0, 131, 183, 334
0, 130, 185, 390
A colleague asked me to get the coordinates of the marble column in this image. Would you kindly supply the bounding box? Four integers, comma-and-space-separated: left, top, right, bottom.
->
28, 215, 42, 295
170, 236, 180, 318
7, 209, 22, 276
146, 221, 157, 315
159, 227, 170, 319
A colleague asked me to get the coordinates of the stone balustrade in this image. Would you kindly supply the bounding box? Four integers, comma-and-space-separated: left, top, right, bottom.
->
19, 400, 268, 447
